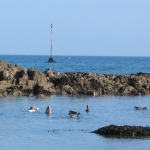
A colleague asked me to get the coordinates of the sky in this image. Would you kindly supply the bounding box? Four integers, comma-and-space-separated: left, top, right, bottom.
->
0, 0, 150, 56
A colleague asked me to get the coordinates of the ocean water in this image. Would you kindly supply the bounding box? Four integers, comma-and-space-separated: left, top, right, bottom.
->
0, 55, 150, 150
0, 55, 150, 74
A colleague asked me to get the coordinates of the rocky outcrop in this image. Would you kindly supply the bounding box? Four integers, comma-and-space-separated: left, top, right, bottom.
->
91, 124, 150, 137
0, 60, 150, 97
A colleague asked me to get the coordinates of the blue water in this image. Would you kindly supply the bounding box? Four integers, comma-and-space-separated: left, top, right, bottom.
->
0, 55, 150, 150
0, 55, 150, 74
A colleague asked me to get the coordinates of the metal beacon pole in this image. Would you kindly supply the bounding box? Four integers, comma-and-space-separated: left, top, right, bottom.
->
48, 23, 55, 62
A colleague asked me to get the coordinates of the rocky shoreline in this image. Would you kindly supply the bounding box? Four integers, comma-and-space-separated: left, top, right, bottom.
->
0, 60, 150, 98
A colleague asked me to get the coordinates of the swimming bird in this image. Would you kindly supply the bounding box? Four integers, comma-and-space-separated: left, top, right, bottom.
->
134, 106, 147, 110
28, 108, 36, 112
85, 105, 91, 112
68, 112, 80, 118
46, 106, 52, 114
28, 106, 39, 112
69, 110, 78, 114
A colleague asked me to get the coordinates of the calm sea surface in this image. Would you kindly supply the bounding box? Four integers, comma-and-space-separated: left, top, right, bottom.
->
0, 55, 150, 150
0, 55, 150, 74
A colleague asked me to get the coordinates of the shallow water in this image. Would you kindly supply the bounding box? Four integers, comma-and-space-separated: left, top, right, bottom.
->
0, 95, 150, 150
0, 55, 150, 149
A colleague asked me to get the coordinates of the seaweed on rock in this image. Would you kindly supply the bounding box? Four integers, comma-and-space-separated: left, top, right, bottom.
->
92, 124, 150, 137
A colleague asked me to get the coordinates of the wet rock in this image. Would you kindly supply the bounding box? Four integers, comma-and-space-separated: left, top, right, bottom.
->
2, 91, 7, 97
33, 81, 54, 95
13, 90, 22, 96
27, 68, 47, 83
0, 60, 8, 70
61, 90, 67, 95
1, 60, 150, 97
92, 124, 150, 137
27, 80, 35, 89
44, 68, 53, 77
37, 94, 45, 98
18, 77, 27, 85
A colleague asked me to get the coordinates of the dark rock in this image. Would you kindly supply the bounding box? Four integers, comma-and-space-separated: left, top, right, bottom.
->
33, 81, 54, 95
92, 124, 150, 137
1, 60, 150, 97
27, 68, 47, 83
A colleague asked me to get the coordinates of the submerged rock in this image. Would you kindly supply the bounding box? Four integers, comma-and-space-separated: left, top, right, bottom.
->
92, 124, 150, 137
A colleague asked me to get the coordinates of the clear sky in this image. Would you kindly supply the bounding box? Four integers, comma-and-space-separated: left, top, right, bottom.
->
0, 0, 150, 56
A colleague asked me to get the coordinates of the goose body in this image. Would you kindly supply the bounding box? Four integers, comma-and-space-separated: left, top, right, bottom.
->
68, 112, 80, 118
28, 106, 39, 112
69, 110, 77, 114
68, 110, 80, 118
46, 106, 52, 114
85, 105, 91, 112
28, 108, 36, 112
134, 106, 147, 110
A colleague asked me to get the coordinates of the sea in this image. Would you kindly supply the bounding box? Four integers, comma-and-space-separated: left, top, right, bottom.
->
0, 55, 150, 150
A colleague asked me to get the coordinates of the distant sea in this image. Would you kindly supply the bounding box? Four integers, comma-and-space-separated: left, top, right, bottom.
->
0, 55, 150, 150
0, 55, 150, 74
